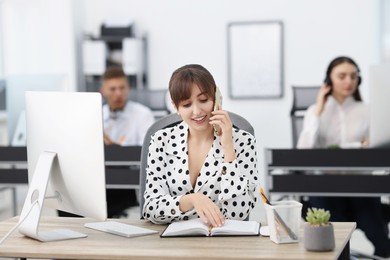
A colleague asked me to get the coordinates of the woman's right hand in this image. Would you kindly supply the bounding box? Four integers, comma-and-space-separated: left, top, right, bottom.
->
180, 193, 225, 227
315, 83, 332, 116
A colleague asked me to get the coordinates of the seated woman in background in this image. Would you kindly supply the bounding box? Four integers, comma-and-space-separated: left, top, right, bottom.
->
143, 64, 259, 227
298, 56, 390, 257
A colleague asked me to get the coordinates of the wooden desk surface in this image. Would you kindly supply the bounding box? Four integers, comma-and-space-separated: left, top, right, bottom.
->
0, 217, 356, 260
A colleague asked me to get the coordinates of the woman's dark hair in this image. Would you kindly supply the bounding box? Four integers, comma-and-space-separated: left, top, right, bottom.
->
169, 64, 216, 108
325, 56, 362, 101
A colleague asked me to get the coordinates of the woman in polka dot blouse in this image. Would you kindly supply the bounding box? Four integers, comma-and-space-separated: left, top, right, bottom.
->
143, 64, 259, 228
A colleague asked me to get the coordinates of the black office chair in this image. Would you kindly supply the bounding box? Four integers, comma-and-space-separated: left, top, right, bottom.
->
288, 86, 321, 217
290, 86, 320, 147
128, 89, 170, 120
139, 112, 255, 219
0, 80, 6, 110
0, 81, 16, 216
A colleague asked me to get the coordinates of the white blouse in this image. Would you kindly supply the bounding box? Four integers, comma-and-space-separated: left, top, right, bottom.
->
297, 96, 369, 149
143, 122, 259, 224
103, 101, 155, 146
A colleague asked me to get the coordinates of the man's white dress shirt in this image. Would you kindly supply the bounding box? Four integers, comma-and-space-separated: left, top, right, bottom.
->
103, 101, 155, 146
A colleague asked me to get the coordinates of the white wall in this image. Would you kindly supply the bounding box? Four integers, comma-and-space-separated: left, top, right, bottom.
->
84, 0, 380, 141
0, 0, 4, 78
381, 0, 390, 61
83, 0, 381, 183
0, 0, 81, 90
1, 0, 381, 151
0, 0, 381, 150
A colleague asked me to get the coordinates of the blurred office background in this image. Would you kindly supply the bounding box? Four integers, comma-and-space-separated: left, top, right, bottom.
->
0, 0, 389, 257
1, 0, 388, 149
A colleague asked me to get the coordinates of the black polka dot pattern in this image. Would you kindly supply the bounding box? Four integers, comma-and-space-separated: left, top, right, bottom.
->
143, 122, 260, 224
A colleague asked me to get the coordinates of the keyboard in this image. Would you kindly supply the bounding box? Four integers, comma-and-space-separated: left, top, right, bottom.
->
84, 221, 158, 238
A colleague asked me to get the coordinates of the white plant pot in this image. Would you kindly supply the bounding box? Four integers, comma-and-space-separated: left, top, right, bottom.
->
303, 222, 335, 251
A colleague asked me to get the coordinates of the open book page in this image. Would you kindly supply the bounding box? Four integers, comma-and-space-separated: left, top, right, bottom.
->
161, 218, 209, 237
210, 219, 260, 236
161, 218, 260, 237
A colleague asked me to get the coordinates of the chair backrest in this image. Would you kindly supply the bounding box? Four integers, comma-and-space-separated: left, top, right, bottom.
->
128, 89, 169, 119
139, 111, 255, 218
291, 86, 320, 147
0, 80, 5, 111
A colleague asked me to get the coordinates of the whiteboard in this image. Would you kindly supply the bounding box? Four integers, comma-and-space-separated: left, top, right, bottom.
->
228, 21, 283, 99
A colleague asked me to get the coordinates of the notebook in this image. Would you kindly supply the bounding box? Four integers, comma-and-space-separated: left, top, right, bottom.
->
161, 218, 260, 237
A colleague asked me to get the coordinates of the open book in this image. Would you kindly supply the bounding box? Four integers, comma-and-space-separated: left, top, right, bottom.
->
161, 218, 260, 237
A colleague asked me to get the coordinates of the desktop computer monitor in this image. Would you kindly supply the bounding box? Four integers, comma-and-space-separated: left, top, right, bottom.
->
18, 91, 107, 242
369, 63, 390, 148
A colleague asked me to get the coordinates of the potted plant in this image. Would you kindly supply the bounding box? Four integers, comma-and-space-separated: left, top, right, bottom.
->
303, 208, 335, 251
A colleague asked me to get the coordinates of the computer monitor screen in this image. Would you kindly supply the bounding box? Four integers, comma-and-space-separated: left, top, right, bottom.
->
18, 91, 107, 242
369, 63, 390, 148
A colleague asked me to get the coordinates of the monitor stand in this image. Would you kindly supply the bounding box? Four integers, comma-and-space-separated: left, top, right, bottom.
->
18, 151, 87, 242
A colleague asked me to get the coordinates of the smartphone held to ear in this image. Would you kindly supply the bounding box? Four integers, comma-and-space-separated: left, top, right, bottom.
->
213, 87, 223, 136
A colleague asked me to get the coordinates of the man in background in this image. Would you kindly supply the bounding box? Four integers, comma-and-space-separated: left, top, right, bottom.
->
101, 66, 155, 218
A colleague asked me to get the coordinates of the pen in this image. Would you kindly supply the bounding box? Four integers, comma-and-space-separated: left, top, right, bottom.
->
260, 187, 298, 240
208, 224, 213, 237
260, 187, 271, 204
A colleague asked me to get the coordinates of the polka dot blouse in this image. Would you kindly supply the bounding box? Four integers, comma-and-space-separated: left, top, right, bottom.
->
143, 121, 259, 224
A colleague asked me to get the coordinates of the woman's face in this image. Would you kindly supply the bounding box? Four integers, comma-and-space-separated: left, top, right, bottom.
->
330, 62, 359, 99
176, 84, 214, 134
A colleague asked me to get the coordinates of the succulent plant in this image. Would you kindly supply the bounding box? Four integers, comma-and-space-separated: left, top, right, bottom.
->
327, 144, 340, 149
306, 208, 331, 226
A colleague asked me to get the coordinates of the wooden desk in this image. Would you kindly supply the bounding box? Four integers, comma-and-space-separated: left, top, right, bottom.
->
0, 217, 355, 260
